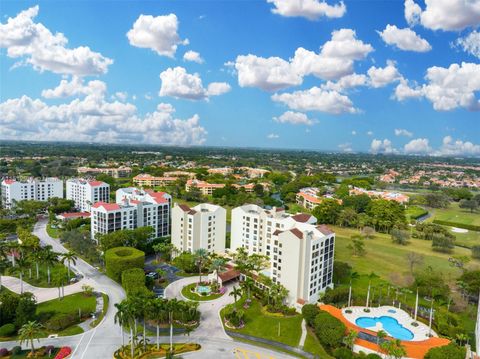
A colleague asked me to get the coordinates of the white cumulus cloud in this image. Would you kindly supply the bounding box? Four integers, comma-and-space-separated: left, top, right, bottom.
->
41, 77, 107, 98
272, 86, 358, 114
438, 136, 480, 156
394, 62, 480, 111
395, 128, 413, 137
127, 13, 188, 57
407, 0, 480, 31
273, 111, 316, 125
267, 0, 346, 20
370, 138, 395, 154
404, 138, 431, 154
0, 6, 113, 76
0, 92, 207, 145
183, 50, 204, 63
159, 67, 230, 100
455, 31, 480, 59
367, 61, 402, 88
378, 25, 431, 52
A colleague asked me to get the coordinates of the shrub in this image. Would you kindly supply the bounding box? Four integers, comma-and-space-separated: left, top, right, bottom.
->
105, 246, 145, 282
11, 346, 21, 355
472, 245, 480, 259
0, 323, 16, 337
313, 310, 346, 348
302, 304, 320, 326
45, 313, 77, 331
121, 268, 147, 296
424, 343, 466, 359
333, 347, 353, 359
365, 354, 382, 359
323, 287, 350, 305
0, 348, 8, 357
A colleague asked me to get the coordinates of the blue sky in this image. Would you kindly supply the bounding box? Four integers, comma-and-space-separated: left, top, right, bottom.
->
1, 0, 479, 156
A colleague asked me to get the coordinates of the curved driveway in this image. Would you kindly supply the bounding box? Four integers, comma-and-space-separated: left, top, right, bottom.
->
1, 220, 296, 358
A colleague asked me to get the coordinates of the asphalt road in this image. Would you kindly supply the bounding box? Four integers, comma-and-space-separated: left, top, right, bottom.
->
1, 219, 296, 359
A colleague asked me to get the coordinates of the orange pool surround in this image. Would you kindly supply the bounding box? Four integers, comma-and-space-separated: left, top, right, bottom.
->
319, 305, 451, 359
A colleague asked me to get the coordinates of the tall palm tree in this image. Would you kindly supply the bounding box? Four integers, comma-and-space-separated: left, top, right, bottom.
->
152, 298, 168, 350
229, 286, 242, 306
166, 298, 181, 353
210, 257, 227, 284
0, 257, 8, 290
60, 251, 77, 279
41, 245, 58, 284
28, 249, 43, 280
16, 256, 29, 294
115, 301, 135, 359
18, 321, 43, 355
194, 248, 209, 284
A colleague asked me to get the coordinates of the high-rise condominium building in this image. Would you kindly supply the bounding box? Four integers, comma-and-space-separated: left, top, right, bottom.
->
171, 203, 226, 254
1, 178, 63, 208
90, 188, 171, 240
66, 179, 110, 212
231, 204, 335, 306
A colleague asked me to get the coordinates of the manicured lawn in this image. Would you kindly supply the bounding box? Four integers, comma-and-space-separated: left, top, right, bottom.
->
7, 262, 75, 288
431, 202, 480, 227
46, 223, 60, 238
332, 225, 480, 283
451, 229, 480, 248
303, 328, 334, 359
405, 205, 428, 220
37, 292, 97, 317
181, 283, 224, 301
222, 298, 303, 348
59, 325, 83, 336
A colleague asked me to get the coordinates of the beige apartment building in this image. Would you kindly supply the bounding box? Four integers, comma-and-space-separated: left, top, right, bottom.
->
171, 203, 226, 254
133, 174, 179, 187
231, 204, 334, 306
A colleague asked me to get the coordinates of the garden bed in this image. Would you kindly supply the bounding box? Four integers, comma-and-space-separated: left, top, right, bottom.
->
113, 343, 200, 359
181, 283, 225, 301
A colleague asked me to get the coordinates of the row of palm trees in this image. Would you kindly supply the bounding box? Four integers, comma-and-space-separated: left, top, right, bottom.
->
0, 237, 78, 294
114, 294, 199, 359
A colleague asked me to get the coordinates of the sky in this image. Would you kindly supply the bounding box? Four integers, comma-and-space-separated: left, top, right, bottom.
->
1, 0, 480, 157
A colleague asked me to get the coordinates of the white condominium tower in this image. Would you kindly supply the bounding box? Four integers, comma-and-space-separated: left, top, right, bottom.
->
171, 203, 226, 254
231, 204, 335, 306
1, 178, 63, 208
90, 188, 171, 240
66, 178, 110, 212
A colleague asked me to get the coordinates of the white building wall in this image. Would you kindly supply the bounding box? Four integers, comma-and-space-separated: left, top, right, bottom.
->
1, 178, 63, 208
66, 179, 110, 212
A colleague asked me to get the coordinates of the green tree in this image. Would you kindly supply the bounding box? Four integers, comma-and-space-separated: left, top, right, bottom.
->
313, 310, 346, 348
348, 235, 366, 256
15, 293, 37, 328
60, 251, 77, 279
18, 321, 43, 355
343, 329, 358, 350
193, 248, 209, 284
312, 199, 342, 224
210, 257, 227, 284
459, 199, 478, 213
230, 286, 242, 307
391, 227, 410, 245
424, 343, 466, 359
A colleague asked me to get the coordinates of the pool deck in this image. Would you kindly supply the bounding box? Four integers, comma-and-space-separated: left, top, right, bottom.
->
342, 305, 436, 341
320, 305, 450, 359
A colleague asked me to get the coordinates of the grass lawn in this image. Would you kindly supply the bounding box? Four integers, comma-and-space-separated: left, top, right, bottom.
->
181, 283, 225, 301
7, 263, 75, 288
303, 328, 334, 359
59, 325, 83, 336
222, 298, 303, 348
451, 229, 480, 248
37, 292, 97, 317
405, 205, 428, 220
46, 223, 60, 238
431, 202, 480, 227
332, 225, 480, 283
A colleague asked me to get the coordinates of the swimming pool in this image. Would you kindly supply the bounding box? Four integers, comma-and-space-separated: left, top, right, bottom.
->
355, 316, 414, 341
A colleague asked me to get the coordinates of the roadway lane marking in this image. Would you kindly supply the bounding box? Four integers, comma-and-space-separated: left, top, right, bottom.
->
234, 347, 276, 359
69, 333, 86, 359
79, 326, 97, 359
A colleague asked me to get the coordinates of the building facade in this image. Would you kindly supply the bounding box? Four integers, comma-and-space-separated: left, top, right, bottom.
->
231, 204, 334, 306
171, 203, 226, 254
77, 166, 132, 178
1, 178, 63, 208
133, 174, 178, 187
90, 188, 171, 240
66, 179, 110, 212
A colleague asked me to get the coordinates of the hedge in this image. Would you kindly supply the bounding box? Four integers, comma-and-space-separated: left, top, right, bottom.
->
432, 220, 480, 232
121, 268, 147, 296
105, 247, 145, 282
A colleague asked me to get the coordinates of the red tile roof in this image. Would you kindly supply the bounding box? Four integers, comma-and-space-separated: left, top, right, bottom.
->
292, 213, 313, 223
88, 180, 105, 187
178, 204, 191, 212
3, 179, 15, 185
218, 269, 241, 282
145, 190, 169, 204
92, 202, 121, 211
290, 228, 304, 239
58, 212, 91, 219
317, 224, 334, 235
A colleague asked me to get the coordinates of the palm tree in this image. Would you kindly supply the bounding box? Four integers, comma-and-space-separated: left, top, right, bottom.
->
6, 241, 19, 267
343, 330, 358, 350
240, 277, 255, 300
152, 298, 168, 350
0, 257, 8, 290
456, 333, 468, 346
18, 321, 43, 355
166, 298, 181, 353
377, 329, 387, 345
210, 257, 227, 284
60, 251, 77, 279
115, 301, 135, 359
229, 286, 242, 306
194, 248, 209, 284
28, 250, 43, 280
16, 256, 29, 294
41, 245, 59, 284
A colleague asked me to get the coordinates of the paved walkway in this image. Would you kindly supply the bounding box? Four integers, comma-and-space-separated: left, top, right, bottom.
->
299, 319, 307, 348
2, 276, 96, 303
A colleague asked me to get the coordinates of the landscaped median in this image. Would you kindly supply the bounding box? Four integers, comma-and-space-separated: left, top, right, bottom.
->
113, 343, 200, 359
181, 282, 225, 301
0, 345, 72, 359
